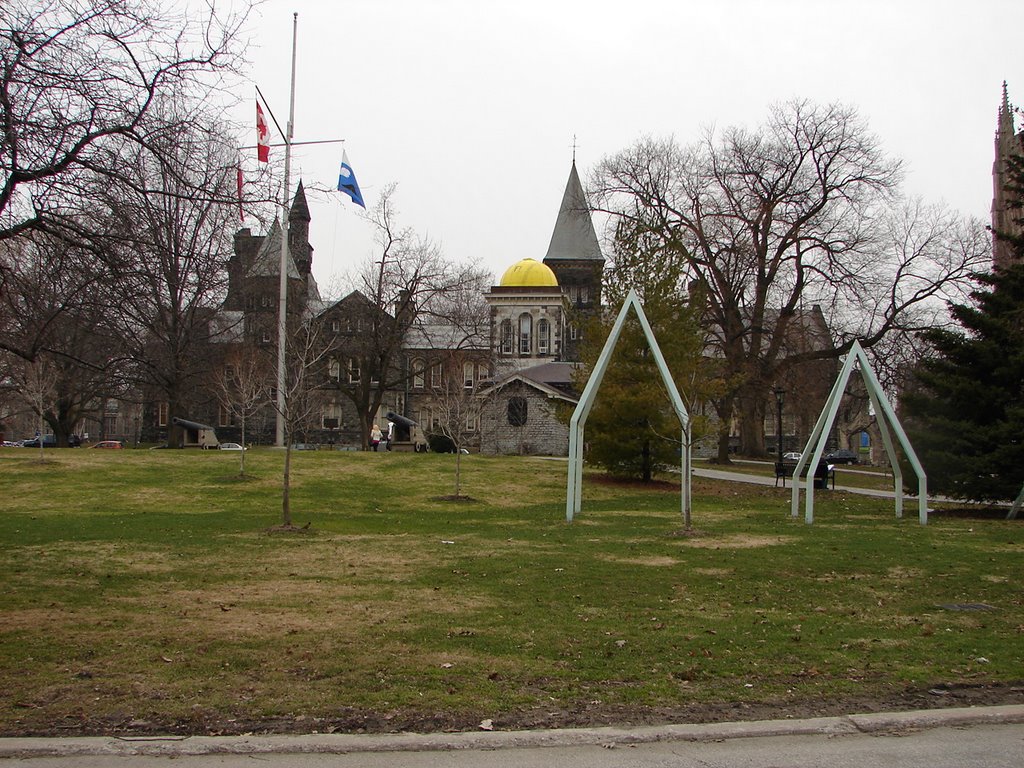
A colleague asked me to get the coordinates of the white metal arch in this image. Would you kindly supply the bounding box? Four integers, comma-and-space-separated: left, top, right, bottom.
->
566, 289, 692, 523
790, 340, 929, 524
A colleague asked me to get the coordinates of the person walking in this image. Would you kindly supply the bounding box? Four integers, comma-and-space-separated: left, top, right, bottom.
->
370, 424, 382, 452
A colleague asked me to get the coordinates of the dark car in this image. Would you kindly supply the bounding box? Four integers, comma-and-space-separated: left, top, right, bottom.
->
22, 434, 81, 448
825, 448, 858, 464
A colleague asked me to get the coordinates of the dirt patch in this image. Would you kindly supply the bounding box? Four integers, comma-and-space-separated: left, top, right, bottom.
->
7, 682, 1022, 738
431, 495, 479, 502
681, 534, 796, 549
598, 555, 680, 567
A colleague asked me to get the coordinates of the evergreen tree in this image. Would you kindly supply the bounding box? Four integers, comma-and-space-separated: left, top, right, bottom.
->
903, 154, 1024, 502
572, 223, 716, 481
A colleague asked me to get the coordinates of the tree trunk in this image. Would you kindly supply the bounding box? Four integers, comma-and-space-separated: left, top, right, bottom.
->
713, 394, 735, 464
737, 387, 768, 457
282, 444, 292, 526
239, 418, 246, 476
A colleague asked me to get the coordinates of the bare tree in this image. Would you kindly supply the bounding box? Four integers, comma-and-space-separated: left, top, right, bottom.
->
591, 101, 990, 460
326, 185, 491, 448
98, 115, 239, 447
0, 234, 123, 443
0, 0, 250, 247
272, 319, 330, 529
210, 342, 272, 476
420, 348, 492, 498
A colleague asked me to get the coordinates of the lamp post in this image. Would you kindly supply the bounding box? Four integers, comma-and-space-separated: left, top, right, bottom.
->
772, 387, 785, 463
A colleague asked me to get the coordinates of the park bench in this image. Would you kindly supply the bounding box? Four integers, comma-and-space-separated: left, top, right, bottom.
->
775, 460, 835, 490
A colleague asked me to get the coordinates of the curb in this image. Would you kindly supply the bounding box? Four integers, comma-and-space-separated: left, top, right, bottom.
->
2, 705, 1023, 759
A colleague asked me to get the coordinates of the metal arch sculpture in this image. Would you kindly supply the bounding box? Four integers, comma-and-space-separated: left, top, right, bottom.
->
566, 289, 692, 523
790, 340, 929, 524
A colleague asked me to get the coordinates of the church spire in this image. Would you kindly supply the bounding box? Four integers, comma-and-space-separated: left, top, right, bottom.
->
543, 160, 603, 262
289, 179, 311, 222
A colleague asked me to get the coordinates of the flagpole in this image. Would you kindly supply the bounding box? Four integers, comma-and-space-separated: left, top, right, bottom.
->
275, 12, 298, 448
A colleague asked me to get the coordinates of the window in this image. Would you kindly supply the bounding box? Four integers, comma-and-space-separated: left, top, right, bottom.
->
537, 318, 550, 355
463, 361, 475, 389
224, 365, 236, 382
322, 402, 341, 430
478, 365, 491, 384
157, 402, 169, 427
500, 320, 513, 355
218, 405, 235, 427
328, 358, 340, 380
104, 415, 117, 435
569, 324, 578, 341
331, 319, 340, 333
245, 296, 255, 310
348, 358, 360, 383
465, 415, 478, 432
412, 359, 425, 389
261, 295, 270, 308
261, 330, 272, 344
519, 313, 532, 355
430, 362, 442, 389
508, 397, 528, 426
580, 285, 589, 304
370, 367, 380, 384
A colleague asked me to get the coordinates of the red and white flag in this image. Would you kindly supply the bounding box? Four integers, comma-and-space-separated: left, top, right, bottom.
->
236, 165, 245, 221
256, 102, 269, 163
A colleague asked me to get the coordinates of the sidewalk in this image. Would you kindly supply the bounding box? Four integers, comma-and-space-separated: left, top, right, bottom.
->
2, 705, 1023, 759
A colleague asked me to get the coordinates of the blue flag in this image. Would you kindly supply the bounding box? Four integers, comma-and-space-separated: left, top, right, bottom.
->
337, 150, 365, 208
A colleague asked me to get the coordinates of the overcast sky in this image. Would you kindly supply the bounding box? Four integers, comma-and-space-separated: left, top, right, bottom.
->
230, 0, 1023, 295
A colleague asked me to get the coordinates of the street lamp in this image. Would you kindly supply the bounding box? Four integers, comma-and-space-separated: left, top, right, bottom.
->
772, 387, 785, 463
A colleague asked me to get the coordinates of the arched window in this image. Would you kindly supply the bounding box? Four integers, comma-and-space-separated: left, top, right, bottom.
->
412, 359, 424, 389
500, 319, 513, 355
537, 318, 550, 355
519, 313, 532, 355
508, 397, 528, 426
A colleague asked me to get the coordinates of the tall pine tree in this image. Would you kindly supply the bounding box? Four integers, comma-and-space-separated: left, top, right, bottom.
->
903, 155, 1024, 504
570, 223, 717, 481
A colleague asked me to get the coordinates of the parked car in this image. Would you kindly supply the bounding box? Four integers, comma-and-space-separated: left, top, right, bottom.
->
23, 434, 81, 448
825, 449, 859, 464
782, 452, 802, 461
92, 440, 124, 449
218, 442, 246, 451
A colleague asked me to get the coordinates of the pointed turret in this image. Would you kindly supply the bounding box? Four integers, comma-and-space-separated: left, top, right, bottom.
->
543, 161, 603, 262
541, 158, 605, 363
288, 181, 313, 278
289, 180, 311, 223
992, 82, 1024, 270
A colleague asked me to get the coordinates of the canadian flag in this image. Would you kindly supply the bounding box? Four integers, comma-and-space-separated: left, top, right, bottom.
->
256, 102, 269, 163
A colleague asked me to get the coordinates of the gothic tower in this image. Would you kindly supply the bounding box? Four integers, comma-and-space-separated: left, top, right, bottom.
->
992, 82, 1024, 270
542, 160, 604, 361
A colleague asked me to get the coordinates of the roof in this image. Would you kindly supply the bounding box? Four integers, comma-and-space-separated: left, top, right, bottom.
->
488, 361, 580, 402
543, 161, 603, 262
249, 219, 300, 280
289, 181, 311, 222
499, 258, 559, 287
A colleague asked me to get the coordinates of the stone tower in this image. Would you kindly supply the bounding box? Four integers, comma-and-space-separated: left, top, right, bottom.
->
992, 82, 1024, 270
542, 160, 604, 361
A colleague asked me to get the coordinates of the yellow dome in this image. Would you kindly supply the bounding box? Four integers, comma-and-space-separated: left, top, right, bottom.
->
499, 258, 559, 287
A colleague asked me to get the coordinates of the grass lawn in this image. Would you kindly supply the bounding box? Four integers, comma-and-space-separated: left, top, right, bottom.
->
0, 448, 1021, 736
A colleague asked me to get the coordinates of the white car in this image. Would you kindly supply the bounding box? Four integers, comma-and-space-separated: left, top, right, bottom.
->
218, 442, 246, 451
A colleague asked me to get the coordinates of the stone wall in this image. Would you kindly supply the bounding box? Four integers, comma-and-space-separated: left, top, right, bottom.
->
479, 381, 570, 456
